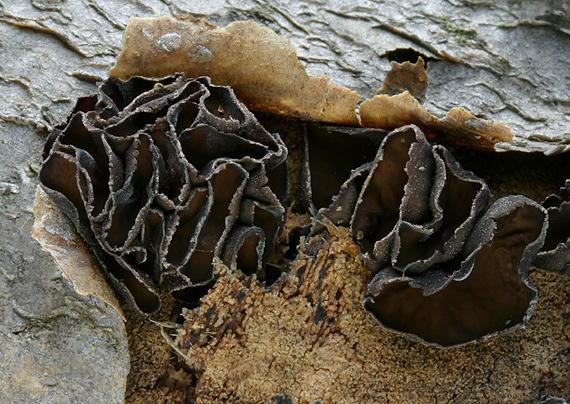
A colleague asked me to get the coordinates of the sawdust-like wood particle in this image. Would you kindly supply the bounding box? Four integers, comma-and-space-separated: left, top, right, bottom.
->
174, 225, 570, 403
125, 298, 196, 404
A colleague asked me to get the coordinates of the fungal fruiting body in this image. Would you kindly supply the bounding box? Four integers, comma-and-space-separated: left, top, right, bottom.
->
306, 124, 548, 347
534, 179, 570, 276
363, 196, 546, 347
39, 74, 287, 313
39, 75, 553, 348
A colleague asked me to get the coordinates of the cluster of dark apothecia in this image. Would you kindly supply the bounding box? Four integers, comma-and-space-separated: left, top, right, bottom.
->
40, 75, 288, 313
39, 75, 569, 348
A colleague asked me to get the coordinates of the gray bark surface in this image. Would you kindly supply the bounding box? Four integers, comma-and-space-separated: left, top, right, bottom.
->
0, 1, 568, 403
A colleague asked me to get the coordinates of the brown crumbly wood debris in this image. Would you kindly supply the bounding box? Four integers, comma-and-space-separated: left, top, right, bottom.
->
171, 224, 570, 404
124, 298, 196, 404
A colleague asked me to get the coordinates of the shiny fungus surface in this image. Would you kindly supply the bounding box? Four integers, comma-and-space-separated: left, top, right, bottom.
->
364, 196, 547, 347
534, 179, 570, 276
39, 74, 287, 313
39, 74, 552, 348
309, 124, 548, 347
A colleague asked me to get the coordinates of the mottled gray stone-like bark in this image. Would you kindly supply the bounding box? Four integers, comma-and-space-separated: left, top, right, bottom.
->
0, 0, 568, 403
